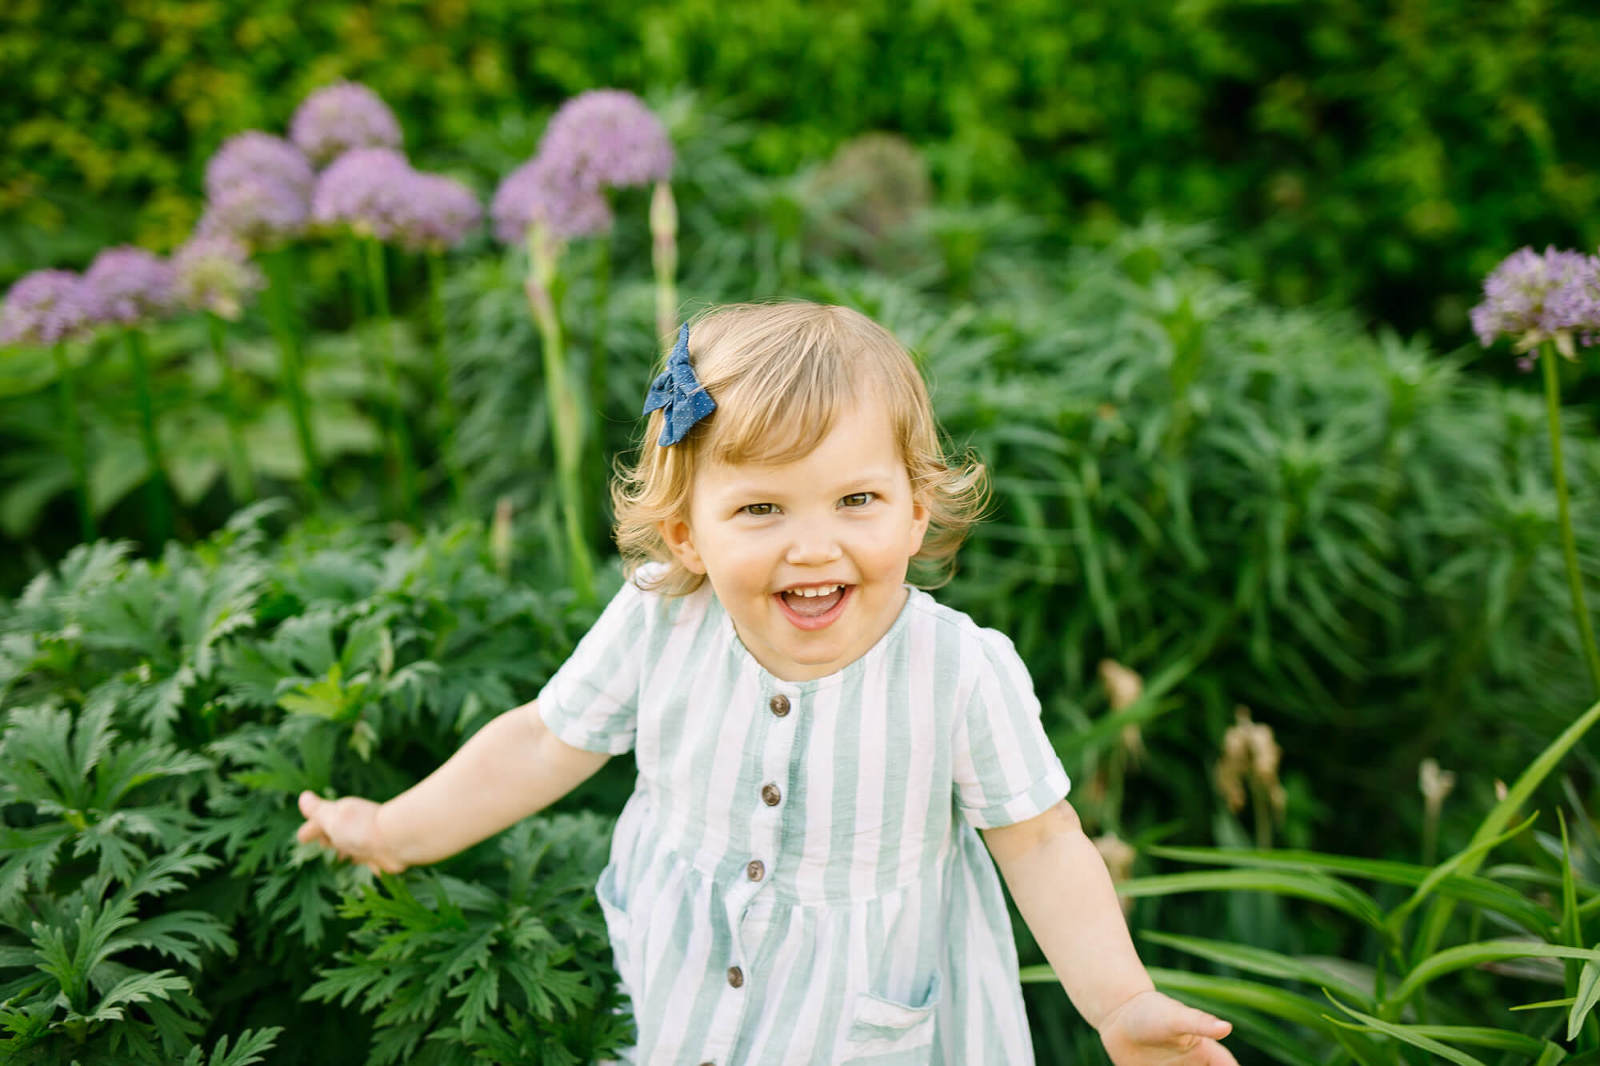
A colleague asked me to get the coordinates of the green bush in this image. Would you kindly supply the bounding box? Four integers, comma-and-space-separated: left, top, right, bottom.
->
6, 202, 1600, 1059
4, 0, 1598, 342
0, 508, 632, 1064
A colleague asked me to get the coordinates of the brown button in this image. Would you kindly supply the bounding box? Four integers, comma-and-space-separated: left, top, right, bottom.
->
727, 966, 744, 988
747, 860, 765, 882
769, 694, 790, 717
761, 784, 781, 806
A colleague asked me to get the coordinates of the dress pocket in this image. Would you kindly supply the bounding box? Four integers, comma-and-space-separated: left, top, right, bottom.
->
841, 973, 941, 1064
593, 862, 635, 989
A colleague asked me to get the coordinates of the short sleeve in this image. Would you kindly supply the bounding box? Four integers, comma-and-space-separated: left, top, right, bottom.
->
952, 627, 1071, 829
537, 577, 650, 754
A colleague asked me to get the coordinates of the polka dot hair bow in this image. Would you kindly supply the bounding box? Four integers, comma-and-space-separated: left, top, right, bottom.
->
642, 323, 716, 446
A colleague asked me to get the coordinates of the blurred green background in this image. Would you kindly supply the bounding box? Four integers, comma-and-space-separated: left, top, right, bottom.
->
5, 0, 1597, 347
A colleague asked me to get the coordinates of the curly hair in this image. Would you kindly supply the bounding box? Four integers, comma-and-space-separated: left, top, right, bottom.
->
611, 301, 989, 595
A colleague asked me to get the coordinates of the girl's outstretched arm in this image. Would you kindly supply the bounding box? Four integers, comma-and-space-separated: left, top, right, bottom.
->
296, 699, 611, 873
981, 801, 1239, 1066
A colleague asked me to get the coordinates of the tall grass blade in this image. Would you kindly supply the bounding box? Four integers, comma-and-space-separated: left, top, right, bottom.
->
1323, 991, 1488, 1066
1393, 941, 1600, 1005
1572, 962, 1600, 1042
1138, 930, 1373, 1006
1120, 869, 1388, 932
1416, 696, 1600, 962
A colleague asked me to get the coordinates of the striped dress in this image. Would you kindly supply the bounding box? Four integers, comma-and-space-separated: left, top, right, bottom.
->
538, 566, 1071, 1065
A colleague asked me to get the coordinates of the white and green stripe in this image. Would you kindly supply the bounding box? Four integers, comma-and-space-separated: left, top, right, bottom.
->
541, 567, 1070, 1065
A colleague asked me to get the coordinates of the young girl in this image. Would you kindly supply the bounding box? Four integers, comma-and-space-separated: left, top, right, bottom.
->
297, 302, 1239, 1065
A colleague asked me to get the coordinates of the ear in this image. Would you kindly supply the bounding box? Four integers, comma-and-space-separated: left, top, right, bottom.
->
907, 495, 932, 557
658, 515, 707, 575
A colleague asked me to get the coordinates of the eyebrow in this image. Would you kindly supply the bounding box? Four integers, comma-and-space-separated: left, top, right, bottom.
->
716, 468, 900, 499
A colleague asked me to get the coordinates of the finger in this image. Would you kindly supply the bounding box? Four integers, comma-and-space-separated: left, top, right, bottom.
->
1177, 1004, 1230, 1036
1202, 1038, 1242, 1066
298, 790, 320, 817
1164, 1005, 1231, 1042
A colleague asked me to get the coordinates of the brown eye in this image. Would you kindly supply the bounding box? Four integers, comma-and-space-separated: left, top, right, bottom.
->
841, 492, 874, 508
741, 503, 777, 516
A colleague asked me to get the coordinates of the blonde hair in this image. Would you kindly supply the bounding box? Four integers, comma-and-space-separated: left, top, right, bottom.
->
612, 301, 989, 596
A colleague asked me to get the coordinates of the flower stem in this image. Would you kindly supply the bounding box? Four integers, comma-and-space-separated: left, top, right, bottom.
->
345, 234, 367, 327
125, 327, 172, 546
51, 340, 95, 542
206, 312, 256, 504
525, 223, 595, 604
365, 238, 419, 525
261, 248, 323, 503
426, 251, 465, 510
651, 181, 679, 344
590, 231, 612, 416
1541, 343, 1600, 694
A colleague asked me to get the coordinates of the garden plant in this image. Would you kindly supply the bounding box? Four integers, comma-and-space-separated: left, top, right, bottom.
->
2, 69, 1600, 1066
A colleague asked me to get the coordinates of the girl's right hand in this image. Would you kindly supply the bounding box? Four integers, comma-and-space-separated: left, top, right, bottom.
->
296, 790, 408, 874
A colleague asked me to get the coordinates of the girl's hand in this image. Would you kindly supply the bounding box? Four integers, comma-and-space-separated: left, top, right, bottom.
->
1097, 990, 1239, 1066
295, 790, 407, 875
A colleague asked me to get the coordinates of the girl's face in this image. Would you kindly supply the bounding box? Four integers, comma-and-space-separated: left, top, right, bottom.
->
660, 400, 930, 681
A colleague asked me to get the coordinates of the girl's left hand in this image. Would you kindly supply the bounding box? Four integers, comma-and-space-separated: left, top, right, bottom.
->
1097, 990, 1240, 1066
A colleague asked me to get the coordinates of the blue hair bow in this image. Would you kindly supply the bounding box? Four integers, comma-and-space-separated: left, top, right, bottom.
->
642, 323, 716, 446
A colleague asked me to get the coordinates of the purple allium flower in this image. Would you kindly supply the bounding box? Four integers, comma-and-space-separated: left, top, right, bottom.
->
311, 146, 415, 240
0, 269, 90, 345
1544, 256, 1600, 346
291, 81, 405, 168
491, 154, 613, 244
537, 89, 674, 190
396, 171, 482, 252
1471, 246, 1600, 353
172, 233, 264, 321
80, 246, 176, 327
197, 177, 311, 248
205, 131, 315, 202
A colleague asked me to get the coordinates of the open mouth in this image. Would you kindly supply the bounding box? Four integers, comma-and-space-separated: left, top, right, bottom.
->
774, 584, 852, 629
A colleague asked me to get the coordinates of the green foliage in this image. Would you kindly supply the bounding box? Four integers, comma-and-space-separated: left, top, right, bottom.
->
4, 1, 1597, 340
304, 816, 630, 1066
6, 73, 1600, 1055
1021, 704, 1600, 1062
0, 504, 621, 1064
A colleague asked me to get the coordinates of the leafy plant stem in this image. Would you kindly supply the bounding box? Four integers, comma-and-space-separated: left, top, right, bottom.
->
51, 339, 95, 541
365, 237, 419, 525
425, 250, 465, 510
1541, 342, 1600, 695
524, 222, 595, 604
261, 247, 323, 503
207, 312, 256, 504
125, 326, 172, 546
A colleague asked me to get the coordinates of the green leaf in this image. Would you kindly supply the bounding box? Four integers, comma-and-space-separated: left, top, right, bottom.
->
1386, 810, 1540, 934
1146, 844, 1553, 934
1393, 941, 1600, 1004
1132, 967, 1384, 1058
1322, 991, 1487, 1066
1512, 997, 1575, 1012
1572, 961, 1600, 1041
1119, 868, 1387, 932
1417, 696, 1600, 959
1138, 930, 1372, 1006
278, 664, 355, 721
183, 1026, 283, 1066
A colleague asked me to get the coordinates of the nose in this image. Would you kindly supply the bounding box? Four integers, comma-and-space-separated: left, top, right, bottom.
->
783, 515, 843, 566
